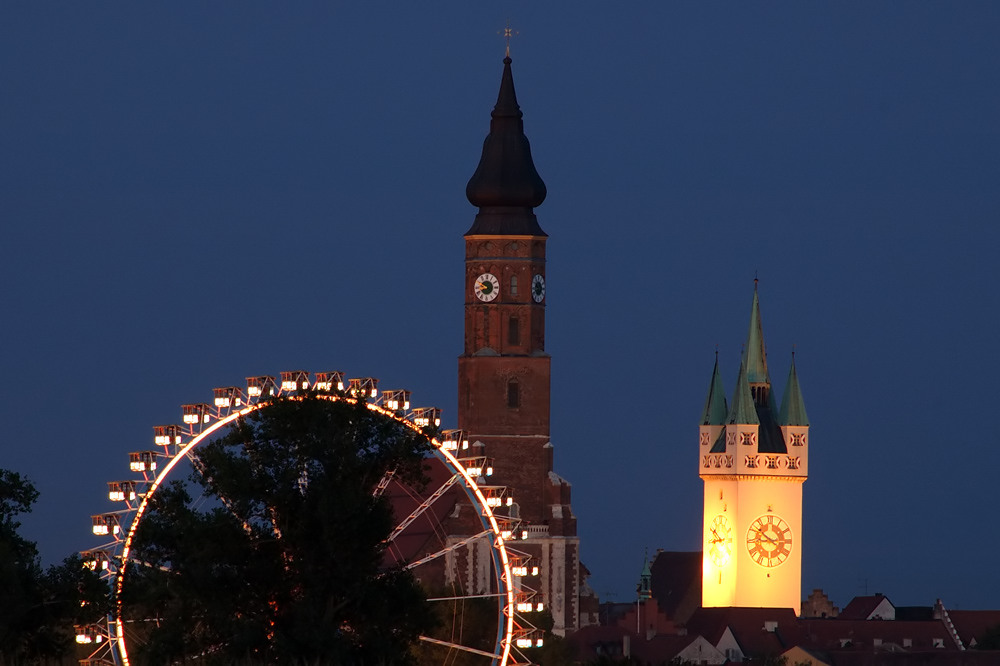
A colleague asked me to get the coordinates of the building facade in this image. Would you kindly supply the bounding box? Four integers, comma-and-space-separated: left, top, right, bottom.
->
699, 284, 809, 610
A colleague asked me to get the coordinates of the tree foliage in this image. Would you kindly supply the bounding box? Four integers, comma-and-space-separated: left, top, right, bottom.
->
975, 623, 1000, 650
0, 469, 108, 665
122, 393, 437, 665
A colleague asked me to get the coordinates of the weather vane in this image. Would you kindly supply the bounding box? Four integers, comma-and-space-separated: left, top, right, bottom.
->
499, 20, 518, 58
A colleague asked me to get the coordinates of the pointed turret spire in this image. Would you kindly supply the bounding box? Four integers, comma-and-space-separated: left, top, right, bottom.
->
700, 352, 729, 426
743, 280, 770, 387
727, 358, 759, 425
778, 352, 810, 426
465, 56, 547, 236
637, 550, 652, 601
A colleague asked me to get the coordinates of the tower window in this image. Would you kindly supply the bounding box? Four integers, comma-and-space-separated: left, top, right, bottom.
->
510, 275, 518, 296
508, 317, 520, 346
507, 380, 520, 409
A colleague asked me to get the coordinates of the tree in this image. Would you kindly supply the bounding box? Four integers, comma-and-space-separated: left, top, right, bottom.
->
121, 393, 438, 665
0, 469, 108, 665
975, 623, 1000, 649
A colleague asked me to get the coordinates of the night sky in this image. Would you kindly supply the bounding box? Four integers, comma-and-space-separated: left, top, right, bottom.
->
3, 3, 999, 612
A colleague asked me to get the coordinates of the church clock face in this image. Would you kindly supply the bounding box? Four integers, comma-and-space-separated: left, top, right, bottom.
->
746, 514, 793, 567
474, 273, 500, 302
531, 274, 546, 303
707, 514, 733, 567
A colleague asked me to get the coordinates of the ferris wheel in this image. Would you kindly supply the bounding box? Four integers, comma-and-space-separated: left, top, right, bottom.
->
78, 371, 545, 666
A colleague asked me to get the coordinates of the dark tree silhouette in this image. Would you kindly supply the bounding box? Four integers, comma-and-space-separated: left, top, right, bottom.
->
0, 469, 108, 665
121, 393, 438, 665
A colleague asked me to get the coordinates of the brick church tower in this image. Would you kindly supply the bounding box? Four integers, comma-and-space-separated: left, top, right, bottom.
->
456, 54, 580, 635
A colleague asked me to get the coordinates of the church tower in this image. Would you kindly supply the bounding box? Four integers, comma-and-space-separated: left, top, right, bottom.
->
457, 54, 580, 634
700, 284, 809, 611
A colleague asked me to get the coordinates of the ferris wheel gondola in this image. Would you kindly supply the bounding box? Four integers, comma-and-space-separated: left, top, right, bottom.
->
79, 371, 545, 666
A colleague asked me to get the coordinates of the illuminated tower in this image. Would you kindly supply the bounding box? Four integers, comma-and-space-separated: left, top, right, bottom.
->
456, 54, 580, 634
699, 284, 809, 610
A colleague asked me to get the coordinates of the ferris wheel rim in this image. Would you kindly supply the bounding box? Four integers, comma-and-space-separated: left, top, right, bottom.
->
102, 391, 518, 666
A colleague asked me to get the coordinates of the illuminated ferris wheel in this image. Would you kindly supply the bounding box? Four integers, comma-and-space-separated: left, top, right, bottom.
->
78, 371, 546, 666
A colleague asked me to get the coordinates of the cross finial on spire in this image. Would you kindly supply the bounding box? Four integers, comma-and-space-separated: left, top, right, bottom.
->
499, 20, 518, 58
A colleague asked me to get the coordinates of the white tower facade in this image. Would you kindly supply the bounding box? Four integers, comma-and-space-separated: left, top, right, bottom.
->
700, 285, 810, 611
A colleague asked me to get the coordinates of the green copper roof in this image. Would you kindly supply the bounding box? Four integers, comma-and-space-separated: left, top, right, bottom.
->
727, 359, 759, 425
743, 285, 771, 386
638, 552, 652, 599
778, 355, 810, 426
709, 428, 727, 453
700, 355, 729, 426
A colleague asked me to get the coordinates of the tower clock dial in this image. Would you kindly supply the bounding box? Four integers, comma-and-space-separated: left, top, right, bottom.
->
707, 514, 733, 567
531, 274, 546, 303
746, 514, 793, 568
474, 273, 500, 302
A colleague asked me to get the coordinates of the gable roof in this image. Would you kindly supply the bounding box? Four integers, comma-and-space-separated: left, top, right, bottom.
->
840, 595, 895, 620
686, 607, 804, 657
948, 610, 1000, 648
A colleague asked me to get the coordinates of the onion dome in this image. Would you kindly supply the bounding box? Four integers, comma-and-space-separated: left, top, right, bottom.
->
465, 56, 547, 236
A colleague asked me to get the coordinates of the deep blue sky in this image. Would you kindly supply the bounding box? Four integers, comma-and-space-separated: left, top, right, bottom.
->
2, 3, 998, 612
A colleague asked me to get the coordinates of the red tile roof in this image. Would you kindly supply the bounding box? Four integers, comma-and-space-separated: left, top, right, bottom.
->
686, 607, 803, 655
840, 595, 894, 620
798, 618, 957, 652
948, 610, 1000, 648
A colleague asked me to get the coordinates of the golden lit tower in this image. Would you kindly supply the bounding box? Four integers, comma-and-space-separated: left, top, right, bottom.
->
699, 283, 809, 610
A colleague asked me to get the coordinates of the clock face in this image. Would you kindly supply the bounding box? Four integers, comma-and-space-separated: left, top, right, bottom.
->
531, 274, 546, 303
707, 514, 733, 567
746, 514, 793, 567
474, 273, 500, 302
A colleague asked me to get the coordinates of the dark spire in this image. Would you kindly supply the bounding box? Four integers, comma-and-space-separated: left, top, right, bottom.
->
465, 56, 547, 236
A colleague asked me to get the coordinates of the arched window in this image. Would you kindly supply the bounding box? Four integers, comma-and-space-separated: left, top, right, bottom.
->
510, 275, 518, 296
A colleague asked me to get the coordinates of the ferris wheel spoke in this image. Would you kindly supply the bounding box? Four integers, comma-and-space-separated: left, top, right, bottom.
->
417, 635, 501, 660
386, 473, 460, 543
89, 372, 531, 666
404, 529, 491, 571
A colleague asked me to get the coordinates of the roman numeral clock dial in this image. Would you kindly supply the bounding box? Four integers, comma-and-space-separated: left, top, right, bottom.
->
746, 514, 793, 567
474, 273, 500, 302
707, 514, 733, 567
531, 274, 545, 303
